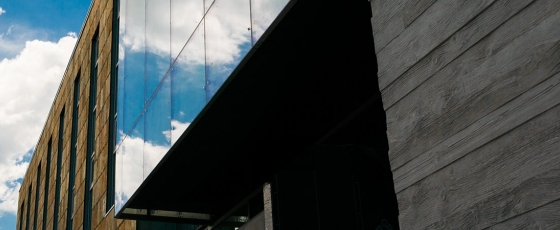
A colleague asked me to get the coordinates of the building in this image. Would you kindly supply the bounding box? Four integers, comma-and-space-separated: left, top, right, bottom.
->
17, 0, 560, 229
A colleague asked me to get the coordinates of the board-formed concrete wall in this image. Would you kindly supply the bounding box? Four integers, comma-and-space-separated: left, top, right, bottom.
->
372, 0, 560, 228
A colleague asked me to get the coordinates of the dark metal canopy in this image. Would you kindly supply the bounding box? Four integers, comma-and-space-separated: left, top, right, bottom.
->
117, 0, 387, 224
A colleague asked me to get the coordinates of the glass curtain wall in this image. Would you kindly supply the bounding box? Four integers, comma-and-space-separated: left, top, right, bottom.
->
116, 0, 289, 213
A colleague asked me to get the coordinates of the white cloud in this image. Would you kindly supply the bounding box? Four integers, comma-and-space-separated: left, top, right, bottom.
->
116, 132, 169, 208
118, 0, 288, 103
112, 0, 286, 211
163, 120, 191, 145
0, 33, 77, 216
1, 25, 50, 60
250, 0, 289, 42
0, 7, 5, 16
115, 120, 190, 210
121, 0, 255, 66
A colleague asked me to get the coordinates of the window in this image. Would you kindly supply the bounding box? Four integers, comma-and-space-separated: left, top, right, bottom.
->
84, 29, 99, 230
67, 74, 80, 229
54, 109, 65, 230
33, 163, 41, 230
43, 139, 52, 230
19, 202, 24, 230
25, 185, 31, 230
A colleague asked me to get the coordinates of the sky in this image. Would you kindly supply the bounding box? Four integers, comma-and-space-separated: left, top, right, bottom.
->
113, 0, 288, 211
0, 1, 91, 229
0, 0, 288, 227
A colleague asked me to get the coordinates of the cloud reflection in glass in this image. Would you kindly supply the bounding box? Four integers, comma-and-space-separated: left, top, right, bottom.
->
115, 0, 289, 214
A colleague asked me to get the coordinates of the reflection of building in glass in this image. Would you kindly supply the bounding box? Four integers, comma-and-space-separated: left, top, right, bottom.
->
17, 0, 560, 229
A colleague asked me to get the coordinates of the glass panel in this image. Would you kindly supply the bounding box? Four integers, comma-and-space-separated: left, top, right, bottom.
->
115, 0, 126, 211
145, 0, 171, 100
118, 113, 145, 211
143, 74, 171, 178
171, 0, 204, 61
122, 0, 146, 135
251, 0, 289, 44
204, 0, 252, 101
171, 21, 205, 145
117, 65, 125, 147
116, 0, 127, 147
115, 0, 293, 216
205, 0, 214, 14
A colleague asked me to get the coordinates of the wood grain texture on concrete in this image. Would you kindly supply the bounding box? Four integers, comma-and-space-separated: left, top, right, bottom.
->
394, 70, 560, 192
377, 0, 495, 90
486, 199, 560, 230
425, 166, 560, 229
397, 103, 560, 229
381, 0, 538, 110
371, 0, 405, 53
387, 1, 560, 171
372, 0, 560, 229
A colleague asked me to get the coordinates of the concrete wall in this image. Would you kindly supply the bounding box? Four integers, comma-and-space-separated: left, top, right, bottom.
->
17, 0, 560, 229
16, 0, 136, 229
372, 0, 560, 228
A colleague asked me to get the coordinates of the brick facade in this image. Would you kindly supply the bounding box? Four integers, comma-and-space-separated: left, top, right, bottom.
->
16, 0, 135, 229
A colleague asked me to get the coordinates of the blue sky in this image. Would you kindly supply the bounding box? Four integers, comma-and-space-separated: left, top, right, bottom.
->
0, 1, 91, 229
0, 0, 288, 227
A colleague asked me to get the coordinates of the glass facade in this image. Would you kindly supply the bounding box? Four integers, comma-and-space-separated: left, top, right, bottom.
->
115, 0, 289, 213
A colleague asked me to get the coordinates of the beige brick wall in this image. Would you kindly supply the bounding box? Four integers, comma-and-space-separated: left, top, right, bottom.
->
16, 0, 135, 229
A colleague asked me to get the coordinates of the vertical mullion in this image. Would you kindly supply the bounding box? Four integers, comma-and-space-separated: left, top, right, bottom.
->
107, 0, 120, 212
